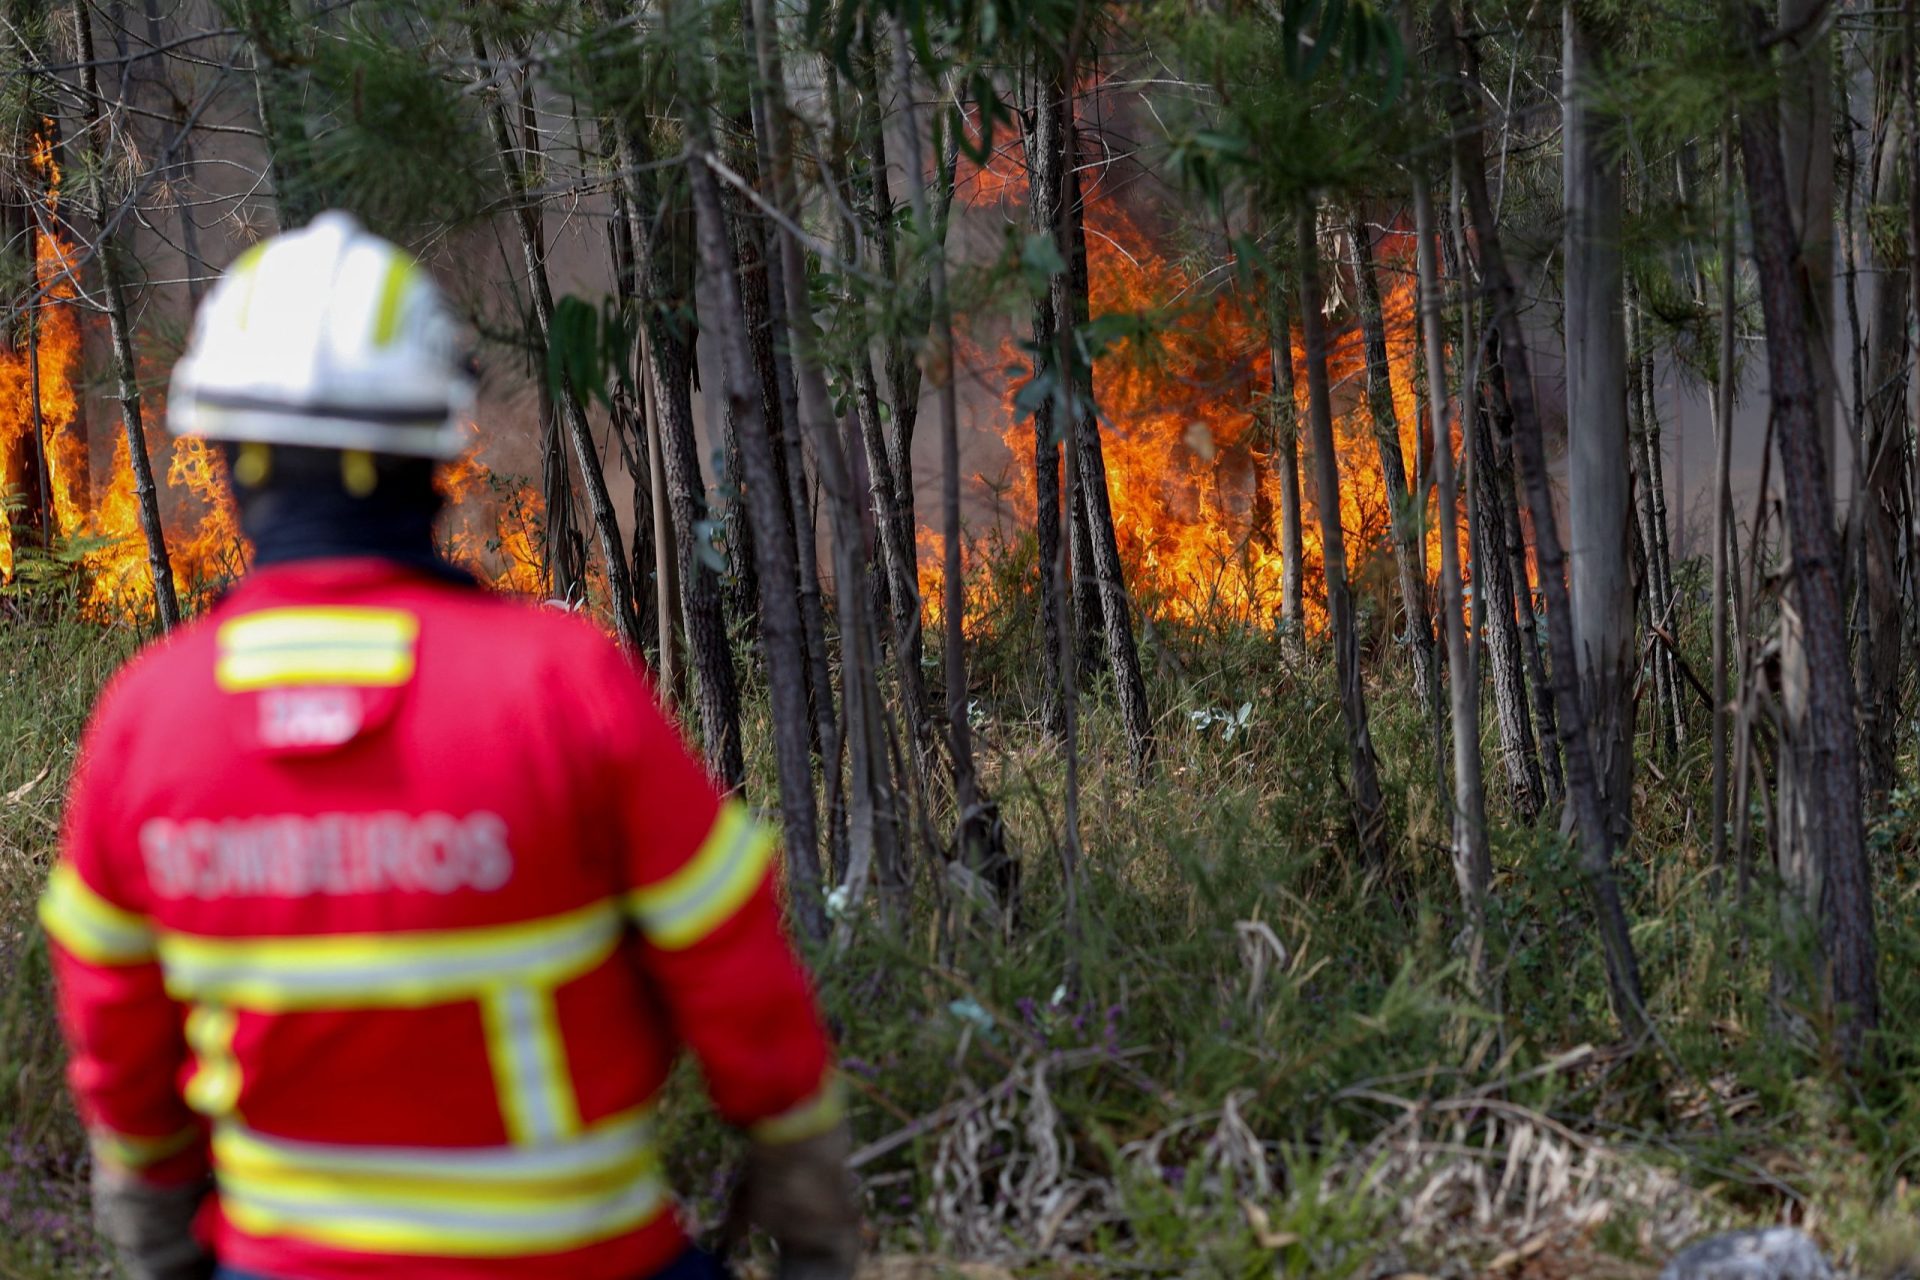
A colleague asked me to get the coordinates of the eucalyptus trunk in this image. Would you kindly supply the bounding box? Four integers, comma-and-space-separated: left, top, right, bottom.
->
1564, 1, 1636, 845
1445, 4, 1647, 1035
1740, 90, 1880, 1064
76, 0, 180, 630
681, 60, 828, 944
1267, 280, 1307, 644
588, 11, 745, 786
1299, 207, 1390, 870
476, 40, 642, 649
1416, 174, 1491, 966
1348, 211, 1439, 715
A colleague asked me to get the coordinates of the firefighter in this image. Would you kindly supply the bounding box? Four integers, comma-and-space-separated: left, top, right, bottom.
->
38, 212, 860, 1280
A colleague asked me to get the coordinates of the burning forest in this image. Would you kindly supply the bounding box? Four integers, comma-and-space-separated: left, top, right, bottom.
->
3, 0, 1917, 1275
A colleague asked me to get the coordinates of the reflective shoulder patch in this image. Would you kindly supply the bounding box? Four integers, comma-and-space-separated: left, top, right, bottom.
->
217, 607, 419, 692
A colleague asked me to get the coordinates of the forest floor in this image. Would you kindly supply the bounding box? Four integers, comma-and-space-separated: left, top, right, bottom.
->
6, 568, 1920, 1279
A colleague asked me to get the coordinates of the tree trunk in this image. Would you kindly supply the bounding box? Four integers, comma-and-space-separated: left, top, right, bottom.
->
748, 0, 902, 921
538, 389, 586, 602
476, 39, 642, 649
588, 19, 746, 786
1471, 362, 1546, 822
1445, 3, 1647, 1036
1564, 1, 1636, 846
1268, 279, 1307, 645
1739, 91, 1880, 1064
680, 53, 828, 944
236, 0, 322, 227
1483, 329, 1565, 805
1299, 207, 1391, 869
1626, 291, 1680, 763
1026, 113, 1070, 738
1051, 92, 1154, 777
1348, 211, 1440, 713
890, 23, 999, 885
1858, 68, 1909, 812
1415, 173, 1491, 970
76, 0, 180, 630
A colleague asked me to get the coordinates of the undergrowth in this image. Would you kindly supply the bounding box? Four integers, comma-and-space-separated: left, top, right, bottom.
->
4, 542, 1920, 1277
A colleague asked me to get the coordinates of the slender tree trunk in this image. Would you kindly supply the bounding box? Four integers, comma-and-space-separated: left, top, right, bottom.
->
476, 41, 641, 649
1626, 291, 1679, 762
236, 0, 321, 227
1299, 207, 1391, 869
538, 390, 586, 601
680, 51, 828, 944
891, 24, 999, 884
749, 0, 901, 919
1739, 90, 1880, 1063
1268, 279, 1307, 645
1446, 4, 1647, 1035
1712, 128, 1738, 870
1026, 109, 1070, 738
76, 0, 180, 629
588, 17, 745, 785
1859, 65, 1909, 811
829, 66, 941, 800
1348, 211, 1439, 713
1564, 1, 1636, 845
1051, 92, 1154, 776
1416, 174, 1491, 969
1483, 329, 1566, 805
640, 330, 685, 708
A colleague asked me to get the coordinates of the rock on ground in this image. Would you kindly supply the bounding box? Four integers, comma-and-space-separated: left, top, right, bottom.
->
1659, 1228, 1834, 1280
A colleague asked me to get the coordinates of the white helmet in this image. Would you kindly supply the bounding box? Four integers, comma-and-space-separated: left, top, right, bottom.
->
169, 212, 472, 459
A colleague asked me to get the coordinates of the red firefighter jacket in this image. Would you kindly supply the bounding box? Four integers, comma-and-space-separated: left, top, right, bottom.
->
39, 558, 840, 1279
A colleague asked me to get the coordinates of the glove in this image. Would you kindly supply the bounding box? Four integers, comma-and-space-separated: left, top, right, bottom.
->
742, 1120, 861, 1280
91, 1164, 215, 1280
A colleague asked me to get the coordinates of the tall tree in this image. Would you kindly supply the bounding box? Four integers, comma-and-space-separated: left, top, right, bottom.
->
1445, 3, 1647, 1035
1415, 172, 1490, 970
679, 17, 827, 942
1299, 206, 1390, 869
474, 32, 643, 649
1348, 210, 1439, 717
1266, 275, 1307, 644
1739, 52, 1880, 1063
74, 0, 179, 629
1563, 0, 1636, 844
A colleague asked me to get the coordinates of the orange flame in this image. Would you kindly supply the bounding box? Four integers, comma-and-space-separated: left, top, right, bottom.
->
925, 132, 1451, 638
1, 129, 546, 619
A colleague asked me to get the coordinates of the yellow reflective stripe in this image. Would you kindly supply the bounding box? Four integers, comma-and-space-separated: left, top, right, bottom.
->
216, 607, 419, 691
38, 863, 157, 965
213, 1107, 654, 1188
184, 1005, 241, 1118
214, 1114, 667, 1256
749, 1071, 847, 1145
231, 242, 268, 328
481, 985, 581, 1145
371, 256, 419, 346
157, 901, 622, 1012
89, 1123, 201, 1172
628, 801, 775, 950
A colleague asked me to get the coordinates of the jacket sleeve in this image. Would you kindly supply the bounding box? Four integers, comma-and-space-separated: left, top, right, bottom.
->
38, 695, 208, 1186
585, 640, 841, 1142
